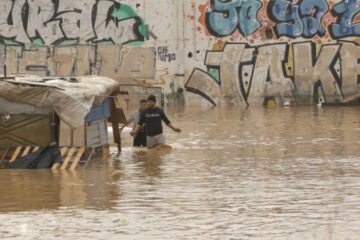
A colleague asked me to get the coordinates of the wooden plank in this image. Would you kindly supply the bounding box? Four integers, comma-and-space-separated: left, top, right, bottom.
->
103, 144, 110, 161
9, 147, 22, 163
52, 148, 69, 170
70, 147, 85, 170
60, 147, 68, 157
59, 120, 72, 147
32, 146, 40, 152
51, 163, 60, 170
61, 148, 76, 170
59, 120, 85, 147
22, 146, 31, 157
73, 124, 85, 147
83, 148, 95, 169
0, 148, 9, 163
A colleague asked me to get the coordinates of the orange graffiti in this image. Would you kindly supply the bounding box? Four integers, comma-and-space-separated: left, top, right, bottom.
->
198, 2, 211, 36
212, 40, 225, 51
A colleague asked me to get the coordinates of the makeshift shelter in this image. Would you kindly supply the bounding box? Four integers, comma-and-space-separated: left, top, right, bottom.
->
0, 75, 121, 169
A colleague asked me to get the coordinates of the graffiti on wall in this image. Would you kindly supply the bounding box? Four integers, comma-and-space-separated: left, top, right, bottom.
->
205, 0, 263, 37
0, 0, 155, 84
190, 0, 360, 106
0, 45, 155, 83
199, 0, 360, 40
157, 46, 176, 62
0, 0, 147, 45
186, 41, 360, 106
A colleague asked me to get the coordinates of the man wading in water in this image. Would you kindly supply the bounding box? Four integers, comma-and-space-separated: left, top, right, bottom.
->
131, 95, 181, 148
120, 99, 147, 147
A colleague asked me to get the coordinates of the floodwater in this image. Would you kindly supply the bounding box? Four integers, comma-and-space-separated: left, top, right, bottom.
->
1, 106, 360, 239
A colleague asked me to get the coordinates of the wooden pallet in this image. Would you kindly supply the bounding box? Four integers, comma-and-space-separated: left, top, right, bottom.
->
0, 146, 94, 170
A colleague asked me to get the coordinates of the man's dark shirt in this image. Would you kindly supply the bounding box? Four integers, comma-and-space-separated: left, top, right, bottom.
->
138, 107, 171, 136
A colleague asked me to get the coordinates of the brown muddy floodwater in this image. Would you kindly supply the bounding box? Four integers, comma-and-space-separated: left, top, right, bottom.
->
1, 106, 360, 239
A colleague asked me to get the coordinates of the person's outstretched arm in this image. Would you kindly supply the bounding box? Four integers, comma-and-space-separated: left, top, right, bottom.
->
167, 123, 181, 133
160, 109, 181, 133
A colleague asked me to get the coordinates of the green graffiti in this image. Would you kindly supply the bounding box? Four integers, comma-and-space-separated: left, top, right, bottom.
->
32, 38, 44, 46
3, 39, 20, 46
208, 68, 220, 83
0, 3, 146, 47
58, 40, 79, 46
112, 4, 148, 46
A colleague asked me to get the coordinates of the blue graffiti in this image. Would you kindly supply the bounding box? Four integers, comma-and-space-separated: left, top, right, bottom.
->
240, 1, 262, 37
330, 0, 360, 38
204, 0, 360, 39
299, 0, 328, 37
206, 0, 262, 37
270, 0, 303, 37
270, 0, 328, 38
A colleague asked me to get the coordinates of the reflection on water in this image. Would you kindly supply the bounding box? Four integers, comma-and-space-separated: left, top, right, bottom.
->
0, 166, 120, 212
1, 106, 360, 239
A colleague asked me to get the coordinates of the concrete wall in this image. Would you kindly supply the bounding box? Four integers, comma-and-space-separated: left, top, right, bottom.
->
1, 0, 360, 107
185, 0, 360, 107
0, 0, 155, 85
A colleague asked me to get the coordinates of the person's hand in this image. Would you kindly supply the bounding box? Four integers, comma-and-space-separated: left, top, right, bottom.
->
174, 128, 181, 133
130, 131, 136, 137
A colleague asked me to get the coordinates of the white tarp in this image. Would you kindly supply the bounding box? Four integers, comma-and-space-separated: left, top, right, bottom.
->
0, 75, 119, 128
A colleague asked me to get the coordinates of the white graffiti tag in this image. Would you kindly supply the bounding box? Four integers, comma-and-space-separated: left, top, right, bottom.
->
0, 0, 143, 45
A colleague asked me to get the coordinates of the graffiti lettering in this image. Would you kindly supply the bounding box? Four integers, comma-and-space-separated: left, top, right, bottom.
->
269, 0, 328, 38
339, 41, 360, 93
269, 0, 303, 38
206, 0, 262, 37
293, 42, 342, 103
0, 0, 29, 43
200, 0, 360, 39
26, 0, 63, 45
299, 0, 328, 37
206, 44, 248, 104
0, 0, 145, 45
251, 44, 294, 102
186, 42, 359, 106
330, 0, 360, 38
157, 46, 176, 63
0, 45, 155, 84
56, 0, 97, 41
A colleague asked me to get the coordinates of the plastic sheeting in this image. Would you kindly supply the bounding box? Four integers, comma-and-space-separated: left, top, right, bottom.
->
9, 145, 62, 169
0, 76, 119, 128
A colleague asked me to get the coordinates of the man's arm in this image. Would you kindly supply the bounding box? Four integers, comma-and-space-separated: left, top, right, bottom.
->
160, 109, 181, 133
130, 124, 142, 136
131, 111, 145, 136
167, 123, 181, 133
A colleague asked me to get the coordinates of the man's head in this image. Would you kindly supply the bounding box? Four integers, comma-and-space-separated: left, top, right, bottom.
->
139, 99, 147, 110
147, 95, 156, 108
